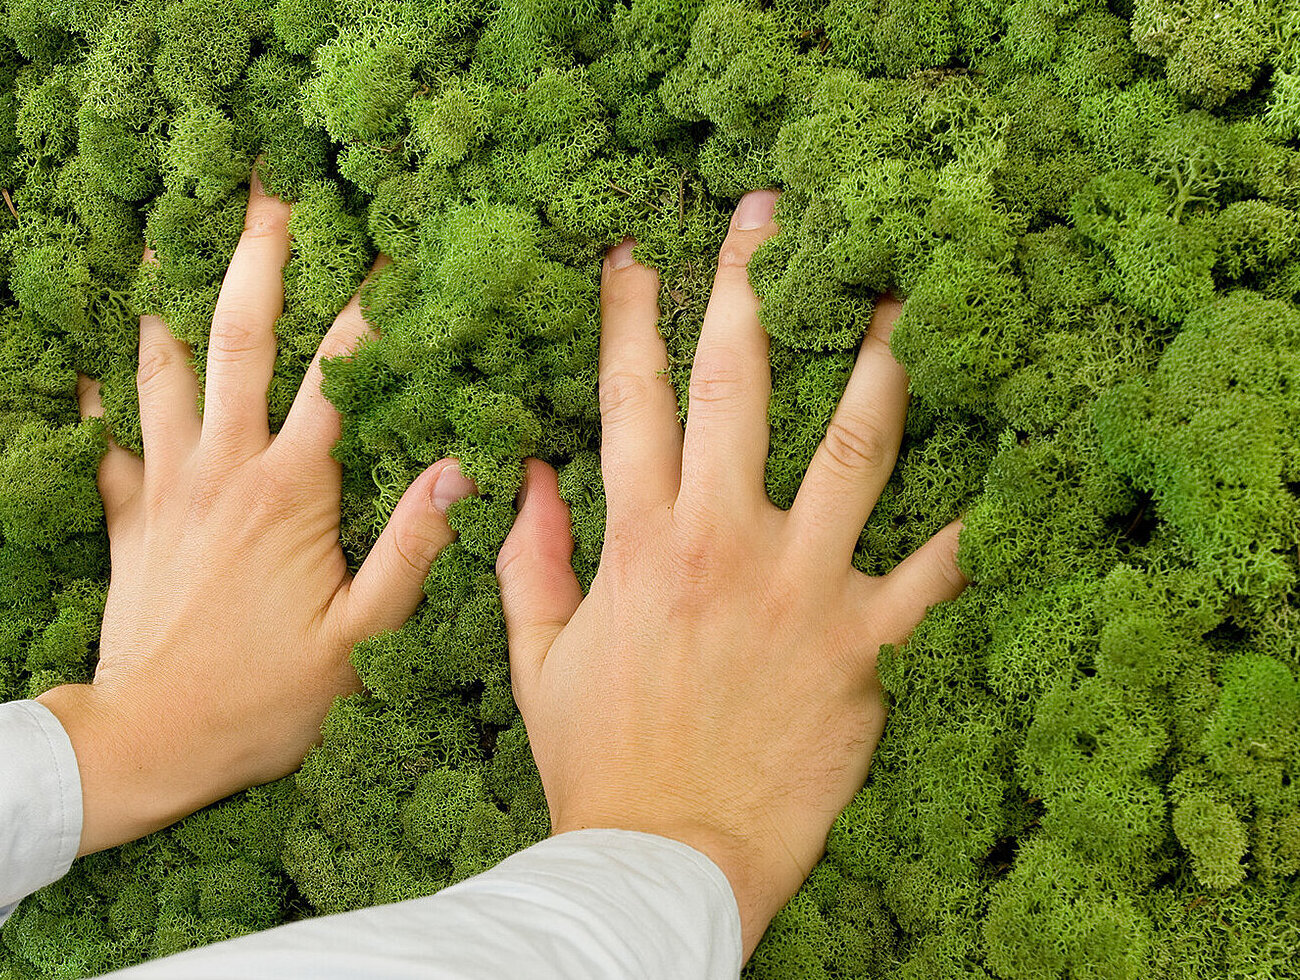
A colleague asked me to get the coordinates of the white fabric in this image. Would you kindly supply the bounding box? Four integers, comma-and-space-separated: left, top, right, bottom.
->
101, 829, 743, 979
0, 699, 84, 925
0, 697, 744, 979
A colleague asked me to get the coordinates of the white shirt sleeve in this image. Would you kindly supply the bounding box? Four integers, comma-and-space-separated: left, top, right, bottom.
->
0, 699, 84, 926
0, 697, 743, 978
99, 828, 744, 980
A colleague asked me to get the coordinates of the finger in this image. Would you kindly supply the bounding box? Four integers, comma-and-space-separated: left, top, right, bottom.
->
272, 255, 390, 473
870, 519, 968, 644
496, 459, 583, 711
598, 238, 682, 523
136, 278, 201, 476
332, 459, 478, 641
77, 373, 143, 532
201, 167, 291, 457
680, 190, 780, 501
787, 295, 909, 568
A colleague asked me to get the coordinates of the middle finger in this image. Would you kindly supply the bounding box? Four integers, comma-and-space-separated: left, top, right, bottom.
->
200, 167, 291, 459
679, 190, 781, 505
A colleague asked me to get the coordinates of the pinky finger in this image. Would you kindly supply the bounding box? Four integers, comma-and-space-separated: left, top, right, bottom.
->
77, 373, 143, 532
869, 518, 969, 645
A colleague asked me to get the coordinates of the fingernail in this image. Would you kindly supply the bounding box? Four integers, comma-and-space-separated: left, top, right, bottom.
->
432, 463, 478, 514
734, 190, 779, 230
608, 239, 636, 270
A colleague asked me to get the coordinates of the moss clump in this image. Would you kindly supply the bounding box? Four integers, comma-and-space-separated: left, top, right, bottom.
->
2, 1, 1299, 977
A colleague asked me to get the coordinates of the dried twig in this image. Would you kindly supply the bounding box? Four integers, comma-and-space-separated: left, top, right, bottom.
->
1124, 501, 1149, 538
1, 189, 17, 220
607, 179, 664, 215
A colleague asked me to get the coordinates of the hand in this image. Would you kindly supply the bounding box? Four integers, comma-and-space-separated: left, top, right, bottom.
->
37, 170, 478, 856
495, 190, 968, 956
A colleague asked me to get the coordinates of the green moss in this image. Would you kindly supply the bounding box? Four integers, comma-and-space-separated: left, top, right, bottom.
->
1172, 788, 1250, 891
1131, 0, 1273, 109
0, 420, 104, 549
153, 0, 256, 108
1094, 291, 1300, 601
4, 1, 1300, 976
983, 837, 1151, 980
164, 104, 253, 206
303, 31, 417, 144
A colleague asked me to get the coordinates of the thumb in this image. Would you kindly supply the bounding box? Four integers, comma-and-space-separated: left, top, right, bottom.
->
873, 517, 969, 644
336, 459, 478, 640
496, 459, 584, 703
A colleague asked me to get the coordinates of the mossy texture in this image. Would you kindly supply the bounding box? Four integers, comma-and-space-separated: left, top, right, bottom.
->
1, 0, 1299, 976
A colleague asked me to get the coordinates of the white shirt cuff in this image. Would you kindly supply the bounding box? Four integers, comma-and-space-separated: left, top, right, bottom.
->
0, 699, 84, 923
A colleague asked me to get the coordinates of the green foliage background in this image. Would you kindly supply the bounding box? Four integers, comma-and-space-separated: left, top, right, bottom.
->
0, 0, 1299, 975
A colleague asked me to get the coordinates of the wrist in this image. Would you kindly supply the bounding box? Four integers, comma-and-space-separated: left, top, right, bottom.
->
35, 683, 209, 856
551, 810, 786, 958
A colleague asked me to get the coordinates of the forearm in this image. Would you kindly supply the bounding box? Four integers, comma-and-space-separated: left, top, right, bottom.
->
35, 683, 225, 858
1, 696, 743, 980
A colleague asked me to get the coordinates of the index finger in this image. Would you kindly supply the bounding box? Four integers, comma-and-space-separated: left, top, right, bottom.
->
269, 254, 391, 477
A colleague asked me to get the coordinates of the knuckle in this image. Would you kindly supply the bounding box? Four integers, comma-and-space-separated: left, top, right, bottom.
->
598, 370, 657, 425
688, 355, 747, 408
242, 205, 288, 242
495, 536, 529, 583
256, 463, 297, 505
821, 415, 892, 476
240, 470, 295, 523
136, 342, 177, 394
76, 373, 99, 403
317, 322, 370, 364
860, 329, 894, 359
669, 538, 718, 590
669, 506, 734, 584
932, 540, 968, 593
391, 523, 439, 578
180, 473, 227, 521
139, 477, 173, 515
717, 239, 755, 271
209, 309, 267, 361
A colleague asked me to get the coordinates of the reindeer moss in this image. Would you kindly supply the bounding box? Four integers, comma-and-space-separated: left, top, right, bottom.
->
1, 0, 1298, 976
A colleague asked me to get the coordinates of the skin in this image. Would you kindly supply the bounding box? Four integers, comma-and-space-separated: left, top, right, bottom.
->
36, 170, 481, 854
36, 176, 967, 961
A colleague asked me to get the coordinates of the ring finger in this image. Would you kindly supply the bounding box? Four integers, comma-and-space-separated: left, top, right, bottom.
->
786, 295, 910, 569
135, 247, 201, 480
